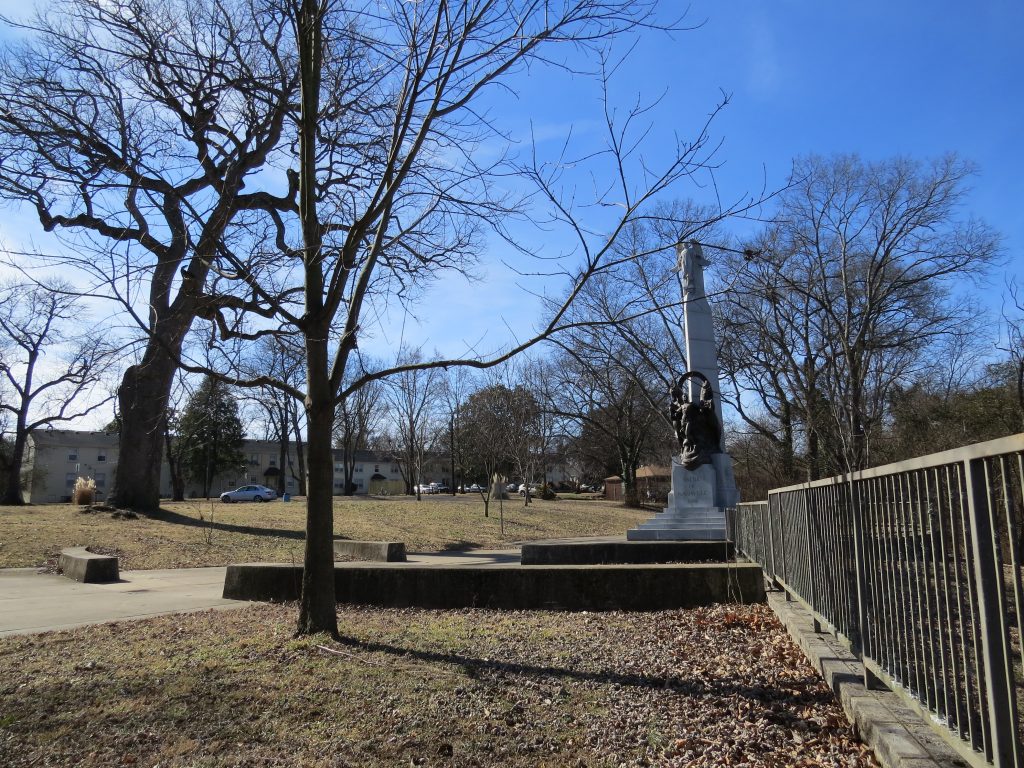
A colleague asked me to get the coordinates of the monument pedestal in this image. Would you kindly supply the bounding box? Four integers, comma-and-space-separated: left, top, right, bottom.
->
627, 455, 738, 541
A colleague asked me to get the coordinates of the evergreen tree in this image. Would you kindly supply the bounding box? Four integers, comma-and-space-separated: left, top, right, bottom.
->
177, 377, 245, 498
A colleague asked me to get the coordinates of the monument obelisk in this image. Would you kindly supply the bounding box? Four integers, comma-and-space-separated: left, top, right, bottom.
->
627, 241, 738, 541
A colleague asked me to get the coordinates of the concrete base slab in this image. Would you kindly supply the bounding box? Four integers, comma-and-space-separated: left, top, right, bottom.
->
768, 592, 970, 768
626, 528, 728, 541
521, 537, 733, 564
333, 540, 406, 562
223, 561, 766, 610
58, 547, 119, 583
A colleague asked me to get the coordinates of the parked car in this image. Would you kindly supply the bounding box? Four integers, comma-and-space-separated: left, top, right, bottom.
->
466, 483, 485, 493
518, 483, 541, 497
220, 484, 278, 503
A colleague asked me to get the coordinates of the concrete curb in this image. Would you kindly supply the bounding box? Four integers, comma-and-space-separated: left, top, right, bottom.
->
224, 561, 766, 610
767, 593, 969, 768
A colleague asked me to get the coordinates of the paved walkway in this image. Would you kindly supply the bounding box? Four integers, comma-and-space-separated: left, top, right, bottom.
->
0, 566, 243, 637
0, 550, 523, 637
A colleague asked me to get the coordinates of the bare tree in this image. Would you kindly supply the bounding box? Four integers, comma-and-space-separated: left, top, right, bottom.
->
1002, 280, 1024, 428
333, 359, 385, 496
171, 0, 733, 637
460, 381, 533, 528
718, 154, 1002, 475
381, 349, 442, 497
438, 366, 477, 496
0, 281, 117, 503
0, 0, 299, 510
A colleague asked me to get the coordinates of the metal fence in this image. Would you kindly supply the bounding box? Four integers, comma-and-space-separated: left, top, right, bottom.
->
730, 434, 1024, 768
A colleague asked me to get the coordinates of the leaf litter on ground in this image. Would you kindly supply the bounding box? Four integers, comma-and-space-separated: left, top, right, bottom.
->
0, 602, 878, 767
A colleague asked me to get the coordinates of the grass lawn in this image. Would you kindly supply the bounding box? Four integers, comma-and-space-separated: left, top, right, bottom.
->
0, 495, 649, 570
0, 603, 878, 767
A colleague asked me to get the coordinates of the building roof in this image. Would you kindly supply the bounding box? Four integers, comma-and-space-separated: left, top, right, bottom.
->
29, 429, 120, 448
636, 465, 671, 479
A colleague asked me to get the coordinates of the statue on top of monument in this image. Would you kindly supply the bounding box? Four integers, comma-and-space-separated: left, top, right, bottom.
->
669, 371, 722, 471
676, 240, 710, 296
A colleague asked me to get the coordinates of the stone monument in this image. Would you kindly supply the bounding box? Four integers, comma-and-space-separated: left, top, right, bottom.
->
628, 241, 738, 541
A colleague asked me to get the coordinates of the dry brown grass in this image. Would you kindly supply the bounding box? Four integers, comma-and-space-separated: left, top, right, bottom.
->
0, 603, 878, 767
0, 495, 648, 570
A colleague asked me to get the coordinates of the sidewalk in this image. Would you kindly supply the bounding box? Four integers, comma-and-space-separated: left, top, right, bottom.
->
0, 550, 523, 637
0, 566, 244, 637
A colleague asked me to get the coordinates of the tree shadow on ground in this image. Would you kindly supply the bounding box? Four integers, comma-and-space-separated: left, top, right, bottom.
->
145, 507, 306, 541
331, 635, 836, 716
440, 540, 483, 551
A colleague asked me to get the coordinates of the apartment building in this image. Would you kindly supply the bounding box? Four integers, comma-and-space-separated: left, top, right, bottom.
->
23, 429, 572, 502
22, 429, 410, 502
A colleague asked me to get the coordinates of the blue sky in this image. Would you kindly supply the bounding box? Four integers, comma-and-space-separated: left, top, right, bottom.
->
381, 0, 1024, 360
0, 0, 1020, 372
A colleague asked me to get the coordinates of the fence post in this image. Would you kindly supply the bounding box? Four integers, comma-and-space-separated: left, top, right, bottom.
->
803, 487, 820, 632
964, 457, 1019, 767
847, 478, 883, 689
766, 494, 782, 591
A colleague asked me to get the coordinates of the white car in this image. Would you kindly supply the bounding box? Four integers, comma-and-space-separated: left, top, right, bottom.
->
220, 484, 278, 503
466, 483, 485, 493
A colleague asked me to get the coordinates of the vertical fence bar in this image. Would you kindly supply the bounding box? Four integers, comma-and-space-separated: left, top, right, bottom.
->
965, 457, 1017, 767
804, 487, 820, 631
957, 461, 991, 758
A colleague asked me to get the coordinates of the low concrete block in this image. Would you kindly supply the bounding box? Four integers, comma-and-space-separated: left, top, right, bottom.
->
520, 540, 734, 565
222, 562, 765, 609
223, 563, 303, 602
333, 540, 406, 562
58, 547, 119, 583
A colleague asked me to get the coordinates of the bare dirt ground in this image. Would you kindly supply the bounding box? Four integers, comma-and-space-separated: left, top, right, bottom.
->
0, 602, 878, 767
0, 495, 647, 570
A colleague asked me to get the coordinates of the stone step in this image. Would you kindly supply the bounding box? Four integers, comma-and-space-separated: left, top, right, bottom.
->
639, 514, 726, 527
632, 518, 726, 528
627, 528, 728, 541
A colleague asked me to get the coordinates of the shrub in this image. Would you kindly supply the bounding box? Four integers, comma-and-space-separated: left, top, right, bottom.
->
72, 476, 97, 506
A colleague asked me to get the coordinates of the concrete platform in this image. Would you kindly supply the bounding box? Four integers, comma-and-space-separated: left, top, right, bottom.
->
520, 536, 734, 564
222, 560, 765, 610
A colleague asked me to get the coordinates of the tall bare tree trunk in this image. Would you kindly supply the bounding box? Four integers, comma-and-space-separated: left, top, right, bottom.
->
298, 350, 338, 638
294, 0, 337, 638
109, 353, 178, 511
2, 424, 28, 505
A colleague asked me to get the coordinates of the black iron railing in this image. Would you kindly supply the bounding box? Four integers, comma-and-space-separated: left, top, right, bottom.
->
730, 434, 1024, 768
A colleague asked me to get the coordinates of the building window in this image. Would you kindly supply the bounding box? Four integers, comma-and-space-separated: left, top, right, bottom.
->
97, 453, 106, 463
269, 457, 277, 466
374, 464, 379, 473
95, 473, 106, 488
355, 464, 363, 473
249, 453, 259, 466
68, 452, 78, 462
65, 473, 77, 488
334, 463, 343, 472
287, 478, 295, 487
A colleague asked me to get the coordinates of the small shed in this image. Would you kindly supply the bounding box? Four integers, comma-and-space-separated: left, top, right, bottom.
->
603, 475, 623, 501
635, 465, 671, 503
603, 466, 671, 503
